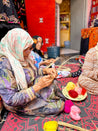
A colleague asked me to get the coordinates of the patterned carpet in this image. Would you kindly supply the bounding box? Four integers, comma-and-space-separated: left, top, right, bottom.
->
1, 64, 98, 131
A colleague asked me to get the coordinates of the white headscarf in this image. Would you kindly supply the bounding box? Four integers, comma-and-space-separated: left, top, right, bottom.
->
0, 28, 34, 90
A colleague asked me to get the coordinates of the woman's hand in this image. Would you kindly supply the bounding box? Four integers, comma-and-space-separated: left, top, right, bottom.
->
35, 75, 54, 90
43, 58, 56, 65
43, 68, 58, 78
39, 58, 56, 66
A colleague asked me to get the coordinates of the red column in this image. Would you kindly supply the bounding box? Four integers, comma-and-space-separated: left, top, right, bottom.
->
25, 0, 55, 52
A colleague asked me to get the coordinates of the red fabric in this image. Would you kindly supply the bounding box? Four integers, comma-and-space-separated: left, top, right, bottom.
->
25, 0, 55, 52
1, 64, 98, 131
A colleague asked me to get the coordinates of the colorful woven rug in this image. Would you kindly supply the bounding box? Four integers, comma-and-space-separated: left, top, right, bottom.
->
1, 64, 98, 131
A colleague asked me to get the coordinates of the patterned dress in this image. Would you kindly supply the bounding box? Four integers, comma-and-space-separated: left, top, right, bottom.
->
0, 56, 64, 116
78, 47, 98, 95
30, 51, 43, 68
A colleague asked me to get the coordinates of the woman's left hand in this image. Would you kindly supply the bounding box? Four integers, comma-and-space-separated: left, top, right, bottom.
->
43, 68, 58, 78
48, 58, 56, 63
44, 58, 56, 65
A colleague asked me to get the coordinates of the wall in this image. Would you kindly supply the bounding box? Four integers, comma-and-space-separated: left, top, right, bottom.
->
70, 0, 87, 51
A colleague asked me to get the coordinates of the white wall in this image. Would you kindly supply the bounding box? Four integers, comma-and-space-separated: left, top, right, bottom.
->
70, 0, 87, 51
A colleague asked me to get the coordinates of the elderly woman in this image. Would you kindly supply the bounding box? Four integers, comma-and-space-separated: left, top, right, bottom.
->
78, 43, 98, 95
0, 28, 64, 116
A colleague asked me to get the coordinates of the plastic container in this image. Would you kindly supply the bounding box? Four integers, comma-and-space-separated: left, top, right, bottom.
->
64, 41, 70, 48
47, 46, 60, 58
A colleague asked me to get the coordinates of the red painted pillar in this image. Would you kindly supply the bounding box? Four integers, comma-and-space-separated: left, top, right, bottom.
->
25, 0, 55, 52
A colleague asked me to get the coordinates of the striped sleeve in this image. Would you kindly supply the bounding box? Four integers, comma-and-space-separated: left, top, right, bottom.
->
0, 80, 36, 106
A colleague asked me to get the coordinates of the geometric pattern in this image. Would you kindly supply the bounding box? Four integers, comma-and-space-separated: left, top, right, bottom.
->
1, 64, 98, 131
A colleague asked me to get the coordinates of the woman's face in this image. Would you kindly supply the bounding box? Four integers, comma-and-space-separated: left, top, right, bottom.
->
36, 38, 42, 50
23, 45, 33, 59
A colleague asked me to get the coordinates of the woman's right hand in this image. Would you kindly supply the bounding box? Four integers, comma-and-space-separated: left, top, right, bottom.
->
36, 75, 54, 90
43, 68, 58, 78
44, 58, 56, 65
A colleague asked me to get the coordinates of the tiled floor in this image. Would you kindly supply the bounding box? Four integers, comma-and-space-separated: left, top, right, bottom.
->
44, 48, 80, 59
60, 48, 80, 56
60, 48, 80, 61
